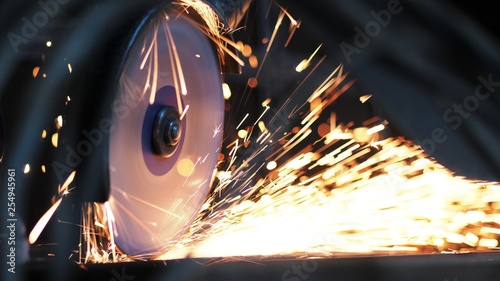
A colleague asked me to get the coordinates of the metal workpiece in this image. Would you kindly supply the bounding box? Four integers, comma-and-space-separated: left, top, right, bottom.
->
24, 253, 500, 281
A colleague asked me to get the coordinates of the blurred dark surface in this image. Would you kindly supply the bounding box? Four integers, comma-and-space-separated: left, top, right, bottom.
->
23, 253, 500, 281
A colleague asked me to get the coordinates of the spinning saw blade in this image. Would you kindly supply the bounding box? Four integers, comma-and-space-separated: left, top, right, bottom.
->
0, 0, 251, 262
107, 12, 224, 257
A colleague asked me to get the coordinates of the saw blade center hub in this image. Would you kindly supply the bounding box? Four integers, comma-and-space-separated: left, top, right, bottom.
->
152, 106, 182, 158
166, 119, 181, 145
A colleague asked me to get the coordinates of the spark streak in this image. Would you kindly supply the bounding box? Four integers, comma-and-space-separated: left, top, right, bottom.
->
29, 198, 62, 244
30, 171, 76, 244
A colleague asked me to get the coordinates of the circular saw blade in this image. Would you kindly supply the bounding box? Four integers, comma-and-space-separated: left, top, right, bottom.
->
108, 12, 224, 257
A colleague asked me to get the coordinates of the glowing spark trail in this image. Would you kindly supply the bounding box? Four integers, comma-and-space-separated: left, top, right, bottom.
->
29, 198, 62, 245
30, 171, 76, 244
